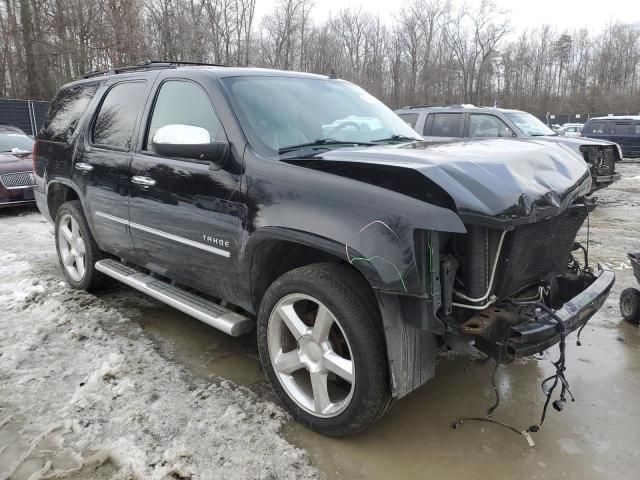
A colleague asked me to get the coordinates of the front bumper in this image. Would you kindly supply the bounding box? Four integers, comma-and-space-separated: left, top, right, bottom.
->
469, 264, 615, 360
594, 173, 621, 184
0, 185, 35, 209
506, 264, 615, 357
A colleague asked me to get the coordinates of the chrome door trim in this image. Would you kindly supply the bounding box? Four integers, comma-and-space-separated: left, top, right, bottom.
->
95, 211, 231, 258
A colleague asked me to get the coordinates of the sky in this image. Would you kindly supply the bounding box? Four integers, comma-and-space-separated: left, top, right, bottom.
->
254, 0, 640, 35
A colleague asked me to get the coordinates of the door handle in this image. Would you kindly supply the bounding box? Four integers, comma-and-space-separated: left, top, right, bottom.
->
75, 162, 93, 173
131, 176, 156, 187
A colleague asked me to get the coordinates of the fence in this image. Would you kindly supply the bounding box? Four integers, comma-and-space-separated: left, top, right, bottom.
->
0, 98, 50, 136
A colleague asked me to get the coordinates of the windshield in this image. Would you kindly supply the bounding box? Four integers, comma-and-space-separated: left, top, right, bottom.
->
505, 112, 556, 136
0, 132, 34, 153
222, 76, 421, 156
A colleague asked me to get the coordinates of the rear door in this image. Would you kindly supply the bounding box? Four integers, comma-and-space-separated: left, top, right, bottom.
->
128, 76, 242, 300
77, 80, 152, 258
423, 112, 464, 138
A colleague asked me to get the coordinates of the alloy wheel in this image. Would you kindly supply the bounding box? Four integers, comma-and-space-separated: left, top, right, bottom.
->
267, 293, 355, 418
57, 213, 86, 282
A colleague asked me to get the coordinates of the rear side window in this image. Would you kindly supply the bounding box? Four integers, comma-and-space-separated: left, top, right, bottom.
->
145, 80, 222, 150
92, 82, 146, 150
40, 83, 98, 142
613, 123, 632, 135
427, 113, 463, 137
587, 122, 605, 134
635, 124, 640, 135
397, 113, 419, 129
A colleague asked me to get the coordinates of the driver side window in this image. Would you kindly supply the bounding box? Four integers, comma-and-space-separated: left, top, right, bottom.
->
145, 81, 222, 151
469, 114, 514, 138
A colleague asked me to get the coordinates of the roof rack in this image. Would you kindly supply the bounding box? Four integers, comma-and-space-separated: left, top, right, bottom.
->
81, 60, 225, 79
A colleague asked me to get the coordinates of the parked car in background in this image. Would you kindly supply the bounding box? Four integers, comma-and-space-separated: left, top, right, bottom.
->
0, 125, 36, 209
395, 105, 622, 192
558, 123, 584, 137
581, 116, 640, 158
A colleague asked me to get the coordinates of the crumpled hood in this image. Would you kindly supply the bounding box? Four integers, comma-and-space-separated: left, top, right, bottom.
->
306, 138, 592, 227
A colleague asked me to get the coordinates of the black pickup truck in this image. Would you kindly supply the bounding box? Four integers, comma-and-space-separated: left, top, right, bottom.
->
34, 62, 614, 437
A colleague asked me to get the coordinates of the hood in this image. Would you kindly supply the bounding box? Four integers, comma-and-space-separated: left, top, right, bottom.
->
536, 134, 618, 151
289, 138, 592, 228
0, 152, 33, 175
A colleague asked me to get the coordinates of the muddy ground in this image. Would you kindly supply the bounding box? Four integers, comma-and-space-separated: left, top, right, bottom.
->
1, 162, 639, 479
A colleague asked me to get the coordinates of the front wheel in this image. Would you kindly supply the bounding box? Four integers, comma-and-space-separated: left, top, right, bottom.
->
54, 200, 106, 291
257, 263, 392, 437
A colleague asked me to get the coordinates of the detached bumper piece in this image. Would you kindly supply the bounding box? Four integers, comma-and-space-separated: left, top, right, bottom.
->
594, 173, 621, 185
470, 264, 615, 361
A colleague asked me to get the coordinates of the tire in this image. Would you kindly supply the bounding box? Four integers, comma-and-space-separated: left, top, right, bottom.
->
257, 263, 392, 437
54, 200, 106, 291
620, 288, 640, 324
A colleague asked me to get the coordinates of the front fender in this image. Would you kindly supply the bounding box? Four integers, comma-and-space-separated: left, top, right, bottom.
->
241, 155, 466, 295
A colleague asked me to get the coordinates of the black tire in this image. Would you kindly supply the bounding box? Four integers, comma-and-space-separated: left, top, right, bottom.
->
620, 288, 640, 324
54, 200, 106, 291
257, 263, 392, 437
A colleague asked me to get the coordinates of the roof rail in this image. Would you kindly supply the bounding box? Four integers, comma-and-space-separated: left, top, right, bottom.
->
401, 104, 440, 109
81, 60, 226, 80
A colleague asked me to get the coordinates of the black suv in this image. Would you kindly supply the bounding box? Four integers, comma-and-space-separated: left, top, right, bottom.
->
395, 105, 622, 192
581, 116, 640, 158
34, 63, 614, 436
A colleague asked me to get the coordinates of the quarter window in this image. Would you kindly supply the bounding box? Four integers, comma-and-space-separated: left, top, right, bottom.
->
145, 81, 222, 151
40, 83, 98, 143
397, 113, 419, 129
469, 114, 514, 138
92, 82, 146, 150
427, 113, 463, 137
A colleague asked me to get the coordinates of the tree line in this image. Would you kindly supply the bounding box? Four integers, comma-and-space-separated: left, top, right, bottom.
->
1, 0, 639, 115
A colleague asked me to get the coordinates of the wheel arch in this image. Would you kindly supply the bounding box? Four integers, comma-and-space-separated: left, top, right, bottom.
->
246, 227, 382, 315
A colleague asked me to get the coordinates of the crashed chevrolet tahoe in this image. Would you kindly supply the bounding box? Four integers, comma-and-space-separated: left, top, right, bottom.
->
34, 63, 614, 437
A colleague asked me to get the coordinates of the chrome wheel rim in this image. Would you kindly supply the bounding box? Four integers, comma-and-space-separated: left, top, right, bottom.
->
267, 293, 355, 418
57, 214, 86, 282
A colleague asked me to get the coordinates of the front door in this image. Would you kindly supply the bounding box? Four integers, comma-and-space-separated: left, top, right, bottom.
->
128, 78, 241, 301
78, 80, 150, 259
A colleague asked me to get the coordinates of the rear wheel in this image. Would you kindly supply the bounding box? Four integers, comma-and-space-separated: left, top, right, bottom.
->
55, 200, 106, 291
620, 288, 640, 324
257, 263, 391, 437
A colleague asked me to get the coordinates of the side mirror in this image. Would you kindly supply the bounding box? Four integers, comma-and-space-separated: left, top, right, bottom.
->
152, 124, 228, 165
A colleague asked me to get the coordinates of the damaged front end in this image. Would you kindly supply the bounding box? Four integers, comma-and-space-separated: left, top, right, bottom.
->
436, 200, 615, 362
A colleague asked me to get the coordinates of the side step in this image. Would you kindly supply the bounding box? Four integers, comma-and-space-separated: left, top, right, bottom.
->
95, 259, 254, 336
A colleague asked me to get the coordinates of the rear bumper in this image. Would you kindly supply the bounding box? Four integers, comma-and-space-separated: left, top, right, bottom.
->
506, 264, 615, 357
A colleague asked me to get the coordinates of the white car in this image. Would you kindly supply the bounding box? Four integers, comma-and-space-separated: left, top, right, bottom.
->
559, 123, 584, 137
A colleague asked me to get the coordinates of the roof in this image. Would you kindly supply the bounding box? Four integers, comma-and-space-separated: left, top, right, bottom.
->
62, 62, 332, 90
589, 115, 640, 121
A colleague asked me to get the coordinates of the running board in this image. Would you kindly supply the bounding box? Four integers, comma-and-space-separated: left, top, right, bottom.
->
95, 259, 253, 336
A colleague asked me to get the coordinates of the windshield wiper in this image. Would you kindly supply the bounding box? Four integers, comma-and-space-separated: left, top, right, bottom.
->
371, 134, 422, 143
278, 139, 375, 154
